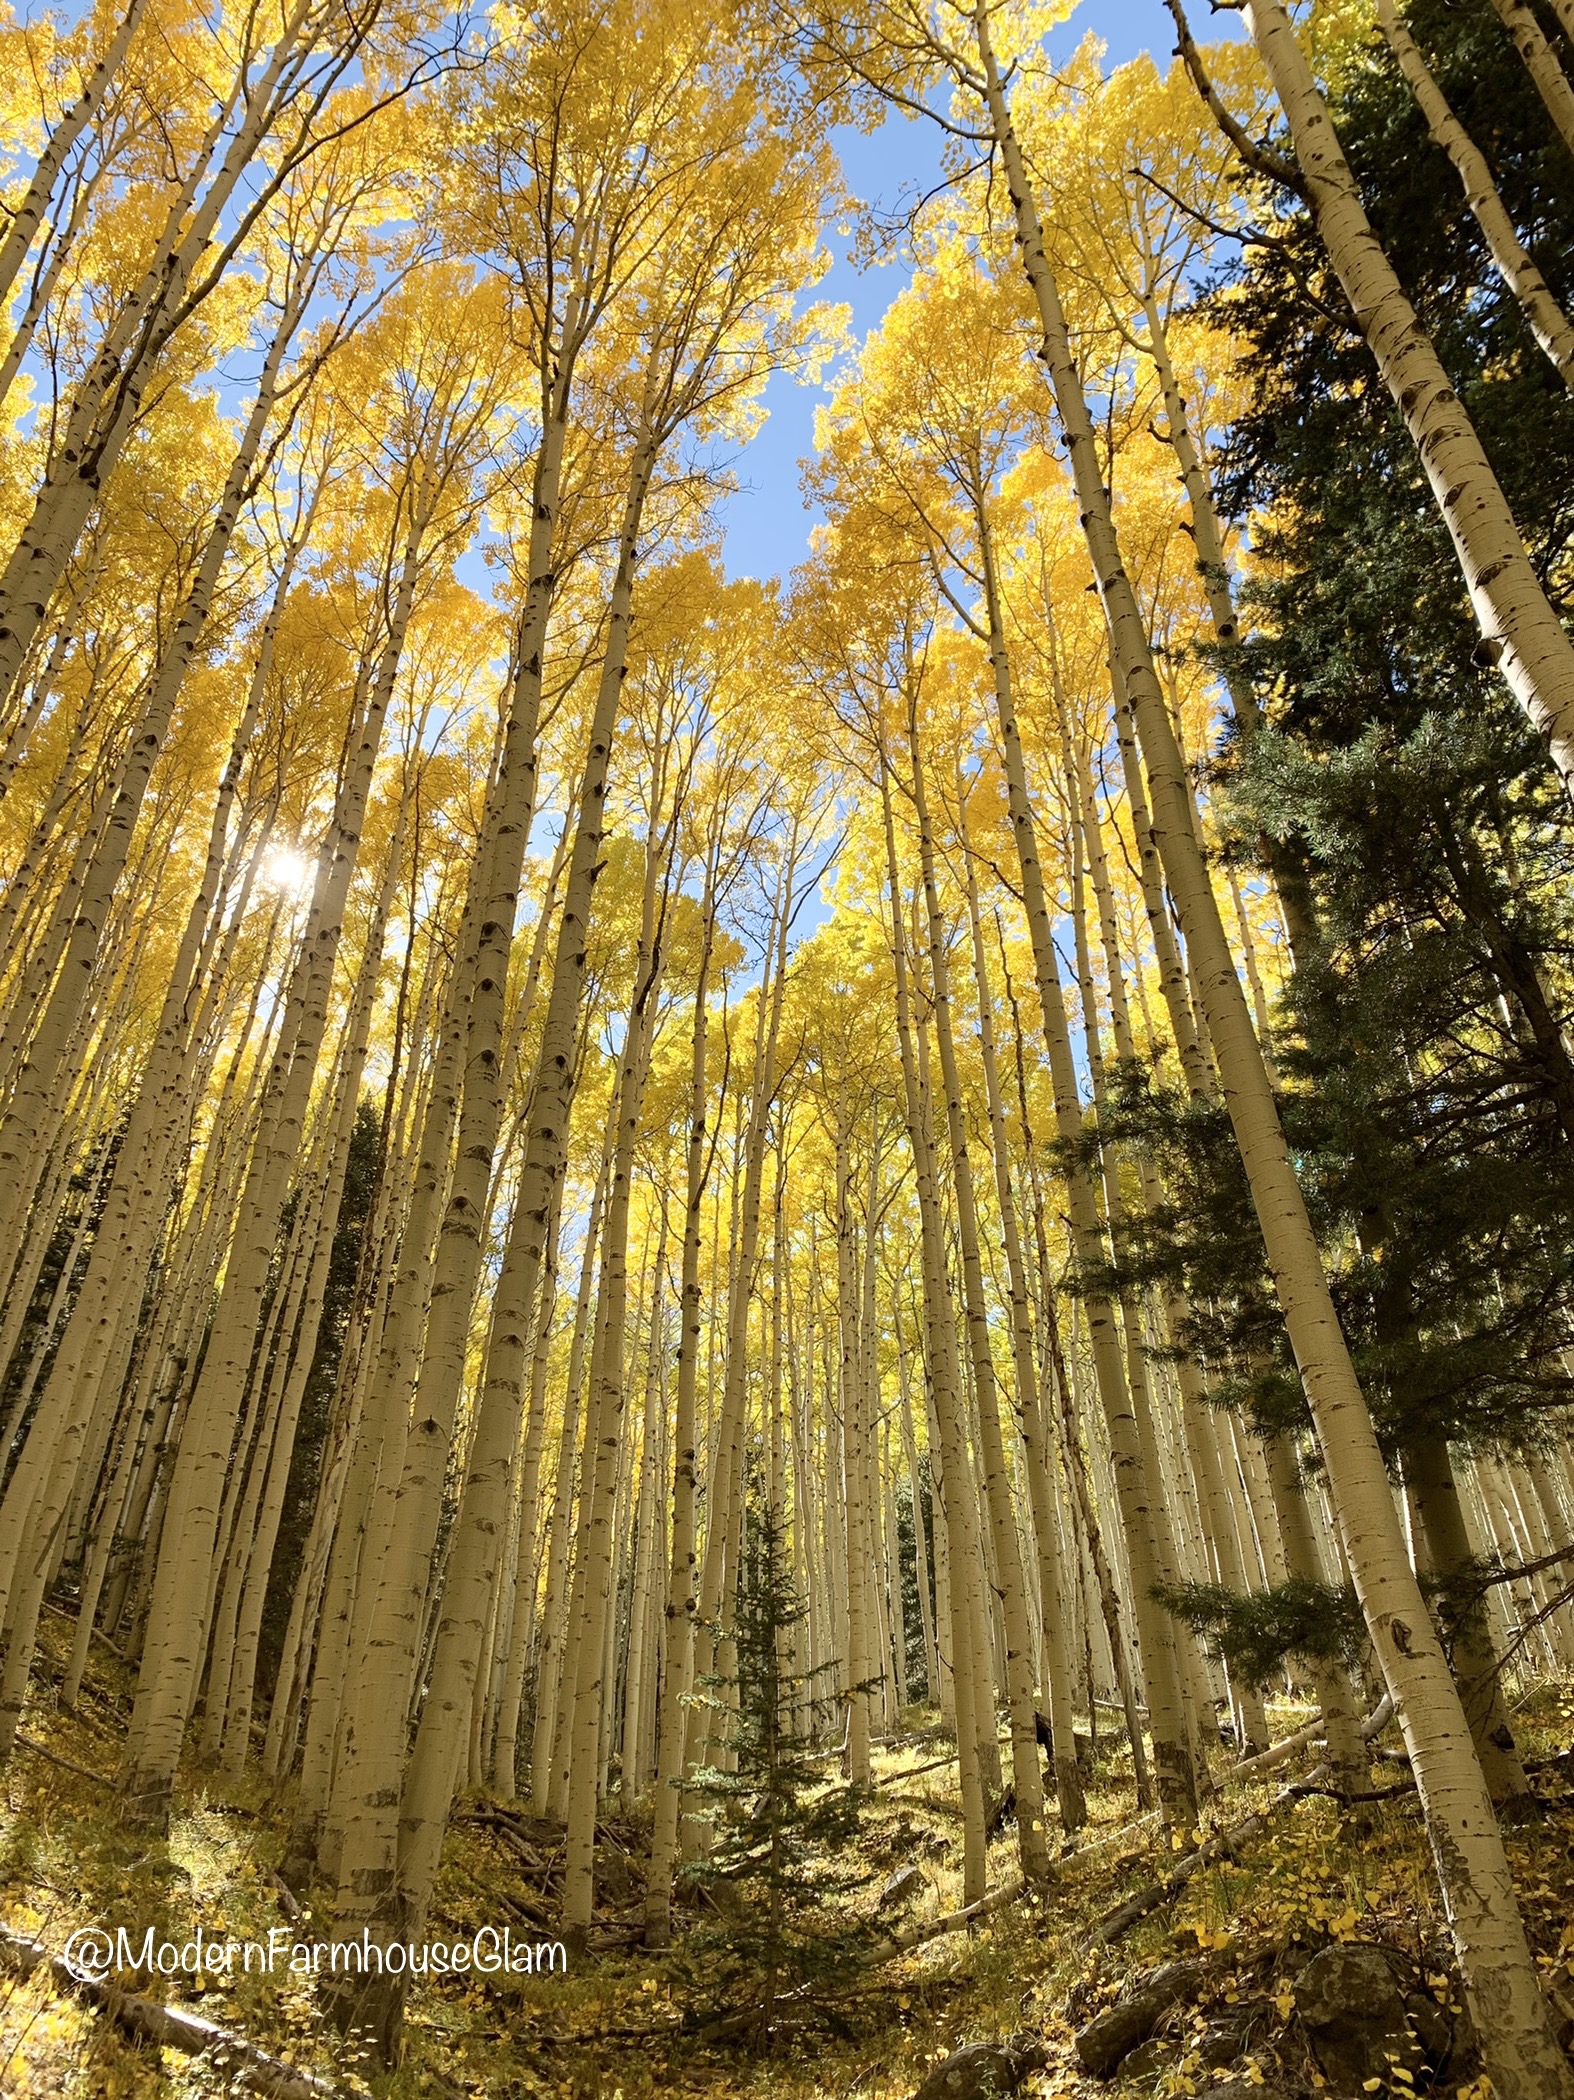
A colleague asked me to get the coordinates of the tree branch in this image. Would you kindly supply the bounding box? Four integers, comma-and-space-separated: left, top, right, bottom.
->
1163, 0, 1309, 199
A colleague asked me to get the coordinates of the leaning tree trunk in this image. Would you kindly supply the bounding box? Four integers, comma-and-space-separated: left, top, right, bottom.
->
1231, 0, 1574, 802
974, 12, 1574, 2089
1374, 0, 1574, 391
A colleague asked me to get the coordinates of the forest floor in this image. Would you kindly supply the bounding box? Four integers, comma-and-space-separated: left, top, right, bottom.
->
3, 1623, 1573, 2099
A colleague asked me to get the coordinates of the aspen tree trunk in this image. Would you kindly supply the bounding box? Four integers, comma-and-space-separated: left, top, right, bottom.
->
124, 498, 422, 1825
1001, 943, 1153, 1801
198, 1206, 320, 1761
0, 0, 152, 311
684, 852, 794, 1782
1486, 0, 1574, 152
895, 1325, 938, 1706
1135, 293, 1318, 960
1374, 0, 1574, 390
556, 814, 672, 1945
1108, 686, 1213, 1099
962, 869, 1090, 1826
620, 1242, 666, 1797
1229, 0, 1574, 801
972, 496, 1194, 1820
1066, 711, 1268, 1755
321, 383, 575, 1885
287, 1005, 468, 1875
1263, 1435, 1368, 1782
0, 667, 276, 1666
912, 984, 1003, 1797
879, 758, 990, 1903
1407, 1435, 1535, 1811
529, 1157, 608, 1812
219, 834, 403, 1776
0, 281, 313, 1301
910, 742, 1049, 1879
0, 0, 376, 712
333, 429, 660, 2051
857, 1180, 893, 1735
490, 1172, 564, 1795
0, 150, 110, 421
975, 15, 1574, 2083
835, 1121, 875, 1785
264, 850, 428, 1787
1066, 794, 1216, 1785
642, 894, 709, 1940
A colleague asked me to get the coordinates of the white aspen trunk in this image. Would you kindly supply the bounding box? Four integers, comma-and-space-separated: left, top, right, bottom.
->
219, 831, 402, 1777
123, 497, 423, 1825
1407, 1434, 1534, 1808
262, 830, 432, 1788
620, 1242, 665, 1797
0, 0, 152, 312
879, 760, 989, 1903
1236, 0, 1574, 800
0, 147, 111, 421
834, 1122, 875, 1785
1487, 0, 1574, 152
528, 1158, 607, 1813
1068, 711, 1268, 1756
895, 1326, 937, 1707
973, 506, 1194, 1819
910, 742, 1049, 1879
1374, 0, 1574, 390
326, 385, 571, 1881
1001, 948, 1155, 1802
0, 281, 313, 1301
1264, 1434, 1368, 1781
0, 0, 375, 713
286, 995, 467, 1874
490, 1171, 564, 1796
975, 16, 1574, 2082
683, 853, 794, 1779
329, 427, 661, 2048
556, 836, 672, 1862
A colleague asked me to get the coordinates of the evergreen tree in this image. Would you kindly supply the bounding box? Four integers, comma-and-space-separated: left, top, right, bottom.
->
679, 1493, 874, 2045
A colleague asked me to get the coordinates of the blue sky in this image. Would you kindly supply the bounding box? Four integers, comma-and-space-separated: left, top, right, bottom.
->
717, 0, 1243, 586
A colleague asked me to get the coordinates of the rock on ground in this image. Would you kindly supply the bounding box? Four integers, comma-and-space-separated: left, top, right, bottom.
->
1293, 1943, 1428, 2094
908, 2036, 1049, 2100
1073, 1956, 1212, 2078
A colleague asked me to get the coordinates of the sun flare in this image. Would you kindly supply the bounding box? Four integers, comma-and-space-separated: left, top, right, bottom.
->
262, 845, 313, 897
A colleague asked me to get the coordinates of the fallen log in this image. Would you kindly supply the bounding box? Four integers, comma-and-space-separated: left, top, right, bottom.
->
13, 1735, 115, 1786
0, 1926, 344, 2100
1092, 1694, 1397, 1945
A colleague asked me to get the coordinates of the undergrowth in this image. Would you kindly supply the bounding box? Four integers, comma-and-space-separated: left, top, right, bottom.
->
5, 1620, 1574, 2099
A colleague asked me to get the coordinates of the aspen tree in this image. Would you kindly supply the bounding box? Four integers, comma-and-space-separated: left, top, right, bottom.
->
553, 703, 682, 1946
964, 6, 1574, 2084
0, 0, 420, 716
0, 259, 335, 1296
0, 0, 154, 314
1374, 0, 1574, 391
644, 795, 740, 1937
1485, 0, 1574, 153
1172, 0, 1574, 804
909, 730, 1049, 1877
125, 276, 504, 1822
875, 742, 990, 1903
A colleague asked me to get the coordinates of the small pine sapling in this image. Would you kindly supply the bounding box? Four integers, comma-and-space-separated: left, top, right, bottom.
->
679, 1492, 875, 2045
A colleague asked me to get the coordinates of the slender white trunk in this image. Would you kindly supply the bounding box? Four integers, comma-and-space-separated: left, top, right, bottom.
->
976, 15, 1574, 2083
